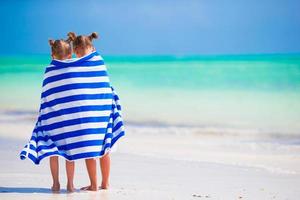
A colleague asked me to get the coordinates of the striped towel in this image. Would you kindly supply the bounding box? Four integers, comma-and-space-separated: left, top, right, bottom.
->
20, 51, 125, 164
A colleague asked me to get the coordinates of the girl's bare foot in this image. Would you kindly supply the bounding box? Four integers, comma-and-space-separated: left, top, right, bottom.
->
100, 182, 109, 190
67, 183, 75, 193
51, 182, 60, 193
80, 185, 98, 191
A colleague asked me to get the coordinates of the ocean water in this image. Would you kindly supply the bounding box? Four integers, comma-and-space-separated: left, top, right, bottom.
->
0, 54, 300, 135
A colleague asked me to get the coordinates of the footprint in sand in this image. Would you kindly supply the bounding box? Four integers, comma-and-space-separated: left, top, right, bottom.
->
192, 194, 211, 198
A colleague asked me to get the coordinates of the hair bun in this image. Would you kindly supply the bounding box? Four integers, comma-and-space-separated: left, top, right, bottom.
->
89, 32, 99, 40
49, 39, 55, 46
67, 32, 77, 41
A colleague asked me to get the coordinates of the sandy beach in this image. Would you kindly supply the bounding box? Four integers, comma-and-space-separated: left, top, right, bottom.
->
1, 111, 300, 200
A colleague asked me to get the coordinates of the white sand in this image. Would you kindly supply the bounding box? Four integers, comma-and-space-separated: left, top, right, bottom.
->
1, 112, 300, 199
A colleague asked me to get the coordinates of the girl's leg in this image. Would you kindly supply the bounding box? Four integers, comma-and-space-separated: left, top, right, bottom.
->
100, 153, 110, 189
66, 160, 75, 192
50, 156, 60, 192
81, 158, 98, 191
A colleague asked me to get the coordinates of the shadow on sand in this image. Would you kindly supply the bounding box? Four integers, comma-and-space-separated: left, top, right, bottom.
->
0, 187, 67, 194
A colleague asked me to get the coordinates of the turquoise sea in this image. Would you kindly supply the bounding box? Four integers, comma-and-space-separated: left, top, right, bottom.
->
0, 54, 300, 135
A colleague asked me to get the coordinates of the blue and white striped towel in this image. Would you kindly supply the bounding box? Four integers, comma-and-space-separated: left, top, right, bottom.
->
20, 51, 125, 164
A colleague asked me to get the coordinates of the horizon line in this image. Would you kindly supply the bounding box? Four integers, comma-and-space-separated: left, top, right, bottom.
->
0, 52, 300, 58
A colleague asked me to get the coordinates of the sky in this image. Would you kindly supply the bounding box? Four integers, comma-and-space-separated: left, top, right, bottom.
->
0, 0, 300, 55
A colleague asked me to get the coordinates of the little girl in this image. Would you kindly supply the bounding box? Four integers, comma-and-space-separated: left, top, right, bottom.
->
49, 39, 76, 192
20, 39, 75, 192
20, 33, 125, 192
67, 32, 125, 191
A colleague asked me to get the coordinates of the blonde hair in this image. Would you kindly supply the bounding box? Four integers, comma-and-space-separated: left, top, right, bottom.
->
48, 39, 72, 60
67, 32, 98, 54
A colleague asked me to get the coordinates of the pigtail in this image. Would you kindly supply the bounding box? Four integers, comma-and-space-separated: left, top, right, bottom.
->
89, 32, 98, 41
49, 39, 55, 46
67, 32, 77, 41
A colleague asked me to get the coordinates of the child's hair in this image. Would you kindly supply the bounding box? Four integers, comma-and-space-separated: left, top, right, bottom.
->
48, 39, 72, 60
67, 32, 98, 52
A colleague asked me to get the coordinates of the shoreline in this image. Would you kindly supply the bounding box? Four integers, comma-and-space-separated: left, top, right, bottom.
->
1, 109, 300, 137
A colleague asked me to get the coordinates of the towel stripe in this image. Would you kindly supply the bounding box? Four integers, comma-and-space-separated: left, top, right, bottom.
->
40, 94, 113, 109
42, 82, 111, 98
36, 116, 110, 132
43, 71, 108, 86
40, 105, 113, 121
44, 65, 107, 79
